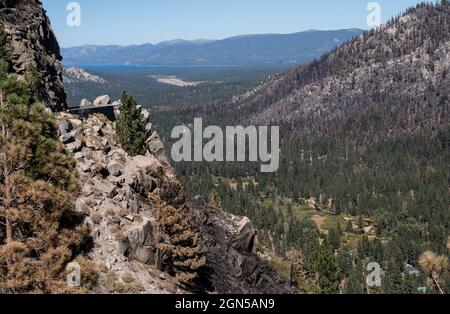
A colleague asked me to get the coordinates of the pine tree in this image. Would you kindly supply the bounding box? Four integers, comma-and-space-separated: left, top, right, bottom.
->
357, 215, 365, 231
151, 193, 206, 289
328, 227, 341, 251
115, 92, 150, 156
0, 25, 10, 64
336, 247, 353, 276
383, 261, 405, 294
0, 24, 94, 293
346, 219, 353, 233
312, 245, 342, 294
345, 263, 364, 294
336, 222, 343, 237
358, 235, 370, 259
0, 100, 92, 293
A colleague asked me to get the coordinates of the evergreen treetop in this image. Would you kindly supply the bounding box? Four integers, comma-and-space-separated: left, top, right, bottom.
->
115, 91, 150, 156
312, 245, 342, 294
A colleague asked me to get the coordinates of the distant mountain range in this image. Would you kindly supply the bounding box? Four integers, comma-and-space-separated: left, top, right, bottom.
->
61, 29, 363, 66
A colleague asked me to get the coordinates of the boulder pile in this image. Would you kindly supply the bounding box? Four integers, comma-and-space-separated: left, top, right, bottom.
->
57, 111, 178, 293
56, 102, 294, 294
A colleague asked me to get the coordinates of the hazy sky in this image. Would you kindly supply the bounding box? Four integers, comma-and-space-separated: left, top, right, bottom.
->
42, 0, 430, 47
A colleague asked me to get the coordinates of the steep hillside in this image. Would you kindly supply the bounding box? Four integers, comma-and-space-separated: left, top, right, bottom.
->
56, 112, 295, 294
0, 0, 66, 111
0, 0, 295, 294
62, 29, 363, 66
149, 1, 450, 294
224, 2, 449, 141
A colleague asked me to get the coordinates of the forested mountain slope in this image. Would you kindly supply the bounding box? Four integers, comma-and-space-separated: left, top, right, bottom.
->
154, 1, 450, 294
222, 2, 449, 141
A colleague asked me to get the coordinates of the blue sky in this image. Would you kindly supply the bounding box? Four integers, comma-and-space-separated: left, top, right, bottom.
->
42, 0, 430, 47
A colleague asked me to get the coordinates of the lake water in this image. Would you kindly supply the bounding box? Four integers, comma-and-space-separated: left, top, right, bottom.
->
69, 64, 245, 74
64, 63, 292, 75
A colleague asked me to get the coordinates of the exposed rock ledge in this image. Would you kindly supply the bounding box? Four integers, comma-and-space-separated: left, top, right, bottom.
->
0, 0, 67, 111
55, 110, 295, 294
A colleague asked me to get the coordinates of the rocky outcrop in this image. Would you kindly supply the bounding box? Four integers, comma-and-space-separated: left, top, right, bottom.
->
63, 66, 108, 85
57, 112, 180, 293
80, 99, 93, 108
56, 107, 294, 294
1, 0, 294, 294
187, 199, 294, 294
93, 95, 111, 107
0, 0, 66, 111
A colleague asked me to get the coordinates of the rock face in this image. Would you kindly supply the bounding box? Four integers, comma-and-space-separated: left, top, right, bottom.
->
0, 0, 66, 111
58, 113, 179, 293
188, 200, 293, 294
56, 112, 294, 294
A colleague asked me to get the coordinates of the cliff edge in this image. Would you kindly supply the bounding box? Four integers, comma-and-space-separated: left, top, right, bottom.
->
0, 0, 66, 111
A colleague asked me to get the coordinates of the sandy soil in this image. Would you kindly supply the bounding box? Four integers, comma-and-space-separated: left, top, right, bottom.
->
151, 75, 201, 87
